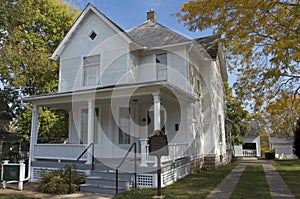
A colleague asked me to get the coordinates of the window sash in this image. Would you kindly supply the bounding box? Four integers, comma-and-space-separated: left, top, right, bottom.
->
83, 55, 100, 86
119, 108, 130, 145
156, 53, 167, 80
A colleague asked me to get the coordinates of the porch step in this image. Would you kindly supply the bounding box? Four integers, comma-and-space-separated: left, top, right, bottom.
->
85, 176, 130, 188
91, 170, 132, 181
80, 184, 126, 195
80, 169, 134, 194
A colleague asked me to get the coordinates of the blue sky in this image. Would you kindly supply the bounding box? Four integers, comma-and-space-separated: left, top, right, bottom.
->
67, 0, 213, 39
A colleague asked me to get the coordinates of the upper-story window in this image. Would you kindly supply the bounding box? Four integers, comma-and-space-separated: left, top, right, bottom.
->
156, 53, 167, 80
89, 30, 97, 40
83, 55, 100, 86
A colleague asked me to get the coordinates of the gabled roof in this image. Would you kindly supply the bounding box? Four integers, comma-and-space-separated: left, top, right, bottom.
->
51, 3, 134, 61
246, 120, 260, 136
195, 35, 220, 59
269, 136, 294, 145
127, 20, 190, 48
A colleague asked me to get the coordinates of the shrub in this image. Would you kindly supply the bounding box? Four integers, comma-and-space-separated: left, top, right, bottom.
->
265, 151, 275, 159
39, 164, 85, 194
294, 118, 300, 159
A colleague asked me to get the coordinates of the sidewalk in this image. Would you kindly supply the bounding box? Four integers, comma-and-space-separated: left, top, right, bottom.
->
206, 163, 246, 199
263, 164, 295, 199
206, 158, 296, 199
0, 183, 112, 199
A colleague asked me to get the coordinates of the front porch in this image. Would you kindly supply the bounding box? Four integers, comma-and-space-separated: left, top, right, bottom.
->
26, 83, 195, 182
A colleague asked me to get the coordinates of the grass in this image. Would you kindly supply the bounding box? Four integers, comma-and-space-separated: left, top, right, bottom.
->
274, 159, 300, 199
230, 164, 270, 199
113, 163, 236, 199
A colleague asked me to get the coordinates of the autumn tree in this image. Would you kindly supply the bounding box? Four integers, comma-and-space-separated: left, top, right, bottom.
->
294, 118, 300, 159
0, 0, 79, 139
225, 82, 249, 144
177, 1, 300, 112
263, 92, 300, 136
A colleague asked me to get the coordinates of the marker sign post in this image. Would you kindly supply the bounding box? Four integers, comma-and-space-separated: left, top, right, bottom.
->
148, 130, 169, 198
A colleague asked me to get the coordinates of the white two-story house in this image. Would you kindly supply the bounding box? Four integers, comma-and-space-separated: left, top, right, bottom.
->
24, 4, 228, 194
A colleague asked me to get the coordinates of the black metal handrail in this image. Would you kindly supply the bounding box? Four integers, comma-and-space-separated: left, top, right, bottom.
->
76, 143, 95, 170
116, 142, 137, 194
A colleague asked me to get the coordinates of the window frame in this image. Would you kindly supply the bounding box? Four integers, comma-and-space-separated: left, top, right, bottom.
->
82, 54, 100, 86
118, 107, 131, 145
156, 53, 167, 81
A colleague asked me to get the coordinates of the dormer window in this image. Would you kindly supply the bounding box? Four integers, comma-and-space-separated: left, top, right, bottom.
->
89, 30, 97, 40
156, 53, 167, 80
83, 55, 100, 86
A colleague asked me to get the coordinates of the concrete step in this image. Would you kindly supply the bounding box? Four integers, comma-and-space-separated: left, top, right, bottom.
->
85, 176, 130, 188
80, 184, 126, 195
90, 170, 133, 181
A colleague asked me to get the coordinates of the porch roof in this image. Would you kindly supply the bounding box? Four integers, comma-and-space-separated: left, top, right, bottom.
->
22, 81, 197, 106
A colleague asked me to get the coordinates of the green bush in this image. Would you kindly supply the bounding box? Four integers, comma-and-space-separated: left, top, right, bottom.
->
265, 151, 275, 159
39, 164, 85, 194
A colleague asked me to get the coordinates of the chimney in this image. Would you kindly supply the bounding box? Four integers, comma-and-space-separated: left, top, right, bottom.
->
147, 9, 157, 22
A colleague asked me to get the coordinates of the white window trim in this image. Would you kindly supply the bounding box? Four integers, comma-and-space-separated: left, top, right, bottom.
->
82, 55, 100, 86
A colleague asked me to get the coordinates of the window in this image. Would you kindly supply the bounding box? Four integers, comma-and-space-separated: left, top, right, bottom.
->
83, 55, 100, 86
80, 109, 88, 144
218, 115, 223, 143
119, 108, 130, 144
80, 108, 99, 144
156, 53, 167, 80
89, 30, 97, 40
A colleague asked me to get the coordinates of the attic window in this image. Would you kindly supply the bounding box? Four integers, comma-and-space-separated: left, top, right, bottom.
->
89, 31, 97, 40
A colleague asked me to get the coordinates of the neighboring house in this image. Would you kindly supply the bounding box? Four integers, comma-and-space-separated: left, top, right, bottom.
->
269, 136, 296, 159
234, 120, 261, 157
24, 4, 228, 194
0, 97, 14, 132
0, 97, 21, 162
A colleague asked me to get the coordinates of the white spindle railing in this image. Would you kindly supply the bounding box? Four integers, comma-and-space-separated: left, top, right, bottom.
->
141, 140, 188, 165
34, 144, 87, 161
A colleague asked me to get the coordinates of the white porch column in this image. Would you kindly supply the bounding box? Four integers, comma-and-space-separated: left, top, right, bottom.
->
29, 104, 38, 182
152, 93, 161, 131
87, 99, 95, 164
139, 138, 148, 167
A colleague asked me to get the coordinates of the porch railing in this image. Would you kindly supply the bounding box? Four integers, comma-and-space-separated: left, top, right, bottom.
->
116, 142, 137, 194
144, 142, 189, 164
33, 144, 87, 161
242, 149, 257, 157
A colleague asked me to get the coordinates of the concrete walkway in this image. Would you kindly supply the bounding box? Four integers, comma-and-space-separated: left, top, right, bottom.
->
206, 158, 296, 199
263, 164, 295, 199
206, 163, 247, 199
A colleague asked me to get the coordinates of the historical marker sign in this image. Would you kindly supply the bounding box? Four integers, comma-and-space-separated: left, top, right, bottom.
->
148, 130, 169, 157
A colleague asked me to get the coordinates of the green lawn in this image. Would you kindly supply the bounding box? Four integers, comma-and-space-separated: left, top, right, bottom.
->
274, 159, 300, 199
230, 164, 270, 199
113, 163, 236, 199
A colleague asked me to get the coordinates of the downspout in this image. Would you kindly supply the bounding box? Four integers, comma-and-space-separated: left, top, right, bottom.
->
23, 103, 34, 181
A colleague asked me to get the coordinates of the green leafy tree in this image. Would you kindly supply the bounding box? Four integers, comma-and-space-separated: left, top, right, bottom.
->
177, 1, 300, 112
294, 118, 300, 159
0, 0, 79, 139
225, 82, 249, 144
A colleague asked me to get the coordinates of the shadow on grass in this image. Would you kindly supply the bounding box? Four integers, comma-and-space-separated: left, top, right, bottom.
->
114, 163, 236, 199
